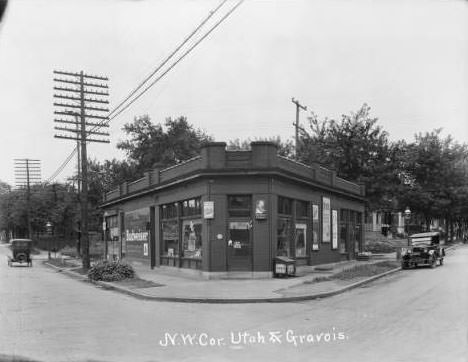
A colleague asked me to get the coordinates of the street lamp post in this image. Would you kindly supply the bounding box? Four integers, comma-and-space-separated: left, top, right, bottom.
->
404, 207, 411, 247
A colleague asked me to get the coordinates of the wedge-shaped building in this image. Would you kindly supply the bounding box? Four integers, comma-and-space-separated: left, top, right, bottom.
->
101, 142, 366, 278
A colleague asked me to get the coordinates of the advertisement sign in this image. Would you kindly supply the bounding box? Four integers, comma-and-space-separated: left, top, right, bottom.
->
332, 210, 338, 249
322, 197, 331, 243
255, 199, 267, 219
203, 201, 214, 219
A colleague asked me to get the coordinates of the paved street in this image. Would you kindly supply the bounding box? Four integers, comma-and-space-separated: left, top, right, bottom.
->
0, 244, 467, 362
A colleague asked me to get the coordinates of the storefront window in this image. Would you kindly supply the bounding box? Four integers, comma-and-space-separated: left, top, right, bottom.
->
161, 203, 178, 219
295, 223, 307, 257
277, 218, 292, 256
124, 208, 150, 259
296, 200, 309, 218
228, 195, 251, 217
278, 197, 292, 215
182, 219, 202, 259
339, 209, 348, 253
162, 220, 179, 257
181, 198, 201, 217
312, 204, 320, 250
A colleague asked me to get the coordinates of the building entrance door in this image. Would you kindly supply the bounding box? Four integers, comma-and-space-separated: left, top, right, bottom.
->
227, 221, 252, 271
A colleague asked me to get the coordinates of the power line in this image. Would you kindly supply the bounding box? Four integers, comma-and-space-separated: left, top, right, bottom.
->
107, 0, 245, 123
46, 0, 244, 182
108, 0, 229, 120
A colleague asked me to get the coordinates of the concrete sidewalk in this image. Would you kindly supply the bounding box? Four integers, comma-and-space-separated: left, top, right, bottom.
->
44, 252, 407, 303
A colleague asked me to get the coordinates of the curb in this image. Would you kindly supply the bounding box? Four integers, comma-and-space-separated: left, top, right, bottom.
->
43, 261, 403, 304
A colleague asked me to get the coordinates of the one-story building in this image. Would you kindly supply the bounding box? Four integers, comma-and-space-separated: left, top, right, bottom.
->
101, 142, 366, 278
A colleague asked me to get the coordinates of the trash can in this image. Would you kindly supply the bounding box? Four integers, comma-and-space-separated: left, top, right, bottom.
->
273, 256, 296, 278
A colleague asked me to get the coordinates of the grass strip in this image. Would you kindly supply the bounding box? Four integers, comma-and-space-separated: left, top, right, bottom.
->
305, 261, 400, 284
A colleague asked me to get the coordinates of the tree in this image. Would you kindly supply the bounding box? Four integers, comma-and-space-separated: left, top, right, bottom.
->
398, 129, 468, 236
0, 183, 78, 239
227, 136, 294, 158
298, 104, 399, 210
117, 115, 213, 176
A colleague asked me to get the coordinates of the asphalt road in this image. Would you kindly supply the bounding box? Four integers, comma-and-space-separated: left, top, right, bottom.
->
0, 244, 467, 362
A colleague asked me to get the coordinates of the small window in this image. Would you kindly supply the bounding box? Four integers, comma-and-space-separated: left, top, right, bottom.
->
228, 195, 251, 217
161, 203, 178, 219
278, 196, 292, 215
181, 198, 201, 217
296, 200, 309, 218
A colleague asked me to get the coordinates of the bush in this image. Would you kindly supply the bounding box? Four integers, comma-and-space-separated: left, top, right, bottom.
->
60, 246, 79, 258
364, 240, 395, 254
87, 261, 135, 282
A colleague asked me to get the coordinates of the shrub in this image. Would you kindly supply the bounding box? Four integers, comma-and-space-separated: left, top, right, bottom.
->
364, 241, 395, 254
60, 246, 79, 258
87, 260, 135, 282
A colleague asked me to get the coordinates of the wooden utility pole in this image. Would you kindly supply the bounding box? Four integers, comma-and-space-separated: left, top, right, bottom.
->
53, 70, 110, 269
291, 97, 307, 158
14, 159, 41, 238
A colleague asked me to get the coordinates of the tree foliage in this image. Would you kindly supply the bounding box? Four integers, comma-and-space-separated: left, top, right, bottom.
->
298, 104, 399, 209
117, 115, 213, 176
0, 183, 78, 238
227, 136, 294, 158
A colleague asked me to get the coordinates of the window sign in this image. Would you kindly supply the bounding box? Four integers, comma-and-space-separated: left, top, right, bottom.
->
312, 204, 319, 221
143, 243, 148, 256
312, 204, 319, 250
124, 208, 150, 258
255, 199, 267, 219
203, 201, 214, 219
322, 197, 331, 243
332, 210, 338, 249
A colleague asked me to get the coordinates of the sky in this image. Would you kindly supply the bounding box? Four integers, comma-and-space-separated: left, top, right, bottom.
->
0, 0, 467, 186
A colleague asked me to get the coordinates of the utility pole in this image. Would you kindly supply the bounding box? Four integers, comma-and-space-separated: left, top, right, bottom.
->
291, 97, 307, 158
53, 70, 110, 269
14, 159, 41, 238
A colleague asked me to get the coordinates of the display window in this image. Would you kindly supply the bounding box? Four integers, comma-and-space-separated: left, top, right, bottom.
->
277, 218, 292, 257
162, 220, 179, 257
228, 195, 251, 217
182, 219, 202, 259
295, 223, 307, 257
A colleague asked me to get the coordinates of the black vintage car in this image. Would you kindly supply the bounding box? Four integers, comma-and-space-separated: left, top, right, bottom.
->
7, 239, 33, 267
401, 232, 445, 269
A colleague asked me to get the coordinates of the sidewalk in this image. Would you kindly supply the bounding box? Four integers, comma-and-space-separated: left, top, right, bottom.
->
44, 251, 406, 303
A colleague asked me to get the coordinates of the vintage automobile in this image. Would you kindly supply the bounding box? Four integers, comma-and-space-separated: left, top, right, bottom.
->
401, 232, 445, 269
7, 238, 33, 267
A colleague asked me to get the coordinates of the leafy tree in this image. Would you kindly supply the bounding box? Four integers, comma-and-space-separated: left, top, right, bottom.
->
398, 129, 468, 236
227, 136, 294, 158
0, 183, 78, 239
117, 115, 213, 176
298, 104, 399, 210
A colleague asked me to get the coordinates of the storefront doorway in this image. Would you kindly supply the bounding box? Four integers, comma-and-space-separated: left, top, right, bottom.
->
227, 221, 252, 271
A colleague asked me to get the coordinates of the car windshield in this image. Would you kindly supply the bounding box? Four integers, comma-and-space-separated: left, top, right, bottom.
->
12, 240, 31, 248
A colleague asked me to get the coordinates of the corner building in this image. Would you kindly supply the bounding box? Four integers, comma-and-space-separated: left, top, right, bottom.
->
101, 142, 366, 278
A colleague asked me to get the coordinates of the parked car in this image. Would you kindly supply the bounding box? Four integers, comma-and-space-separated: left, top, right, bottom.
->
7, 239, 33, 267
401, 232, 445, 269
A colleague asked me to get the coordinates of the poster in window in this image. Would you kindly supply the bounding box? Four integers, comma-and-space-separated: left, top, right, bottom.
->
255, 199, 267, 219
322, 197, 331, 243
332, 209, 338, 249
203, 201, 214, 219
312, 204, 319, 221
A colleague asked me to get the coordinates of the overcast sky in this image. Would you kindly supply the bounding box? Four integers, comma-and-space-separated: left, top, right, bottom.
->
0, 0, 467, 186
